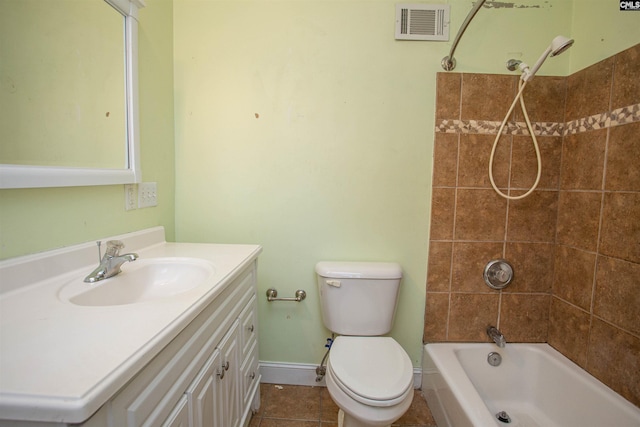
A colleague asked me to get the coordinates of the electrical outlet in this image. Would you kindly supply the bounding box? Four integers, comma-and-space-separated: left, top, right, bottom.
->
124, 184, 137, 211
138, 182, 158, 208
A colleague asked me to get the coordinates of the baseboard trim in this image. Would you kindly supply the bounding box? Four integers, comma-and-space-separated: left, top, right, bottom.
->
259, 361, 422, 389
259, 361, 326, 387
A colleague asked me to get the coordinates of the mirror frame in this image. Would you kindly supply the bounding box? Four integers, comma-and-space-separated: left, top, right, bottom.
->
0, 0, 145, 189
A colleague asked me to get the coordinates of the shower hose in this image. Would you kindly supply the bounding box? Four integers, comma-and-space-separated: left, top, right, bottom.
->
488, 79, 542, 200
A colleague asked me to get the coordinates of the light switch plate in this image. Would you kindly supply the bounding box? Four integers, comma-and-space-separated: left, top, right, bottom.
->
138, 182, 157, 208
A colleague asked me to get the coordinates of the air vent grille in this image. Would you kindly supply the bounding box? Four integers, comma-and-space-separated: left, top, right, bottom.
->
395, 4, 450, 41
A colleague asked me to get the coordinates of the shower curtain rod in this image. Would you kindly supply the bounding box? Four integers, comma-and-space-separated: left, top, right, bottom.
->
441, 0, 487, 71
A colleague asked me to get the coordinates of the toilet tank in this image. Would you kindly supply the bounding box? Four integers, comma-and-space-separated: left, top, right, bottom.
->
315, 261, 402, 336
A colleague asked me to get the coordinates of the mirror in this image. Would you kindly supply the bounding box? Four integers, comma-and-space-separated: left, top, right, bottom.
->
0, 0, 144, 189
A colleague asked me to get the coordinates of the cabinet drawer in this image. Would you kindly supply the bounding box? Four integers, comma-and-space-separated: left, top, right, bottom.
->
240, 340, 259, 408
239, 295, 257, 356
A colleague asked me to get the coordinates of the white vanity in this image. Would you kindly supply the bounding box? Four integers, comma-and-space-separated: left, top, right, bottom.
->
0, 227, 262, 427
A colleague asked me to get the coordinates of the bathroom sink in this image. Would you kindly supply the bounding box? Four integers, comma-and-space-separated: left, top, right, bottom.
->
59, 258, 215, 306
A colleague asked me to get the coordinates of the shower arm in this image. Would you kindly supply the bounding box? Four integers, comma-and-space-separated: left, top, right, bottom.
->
441, 0, 487, 71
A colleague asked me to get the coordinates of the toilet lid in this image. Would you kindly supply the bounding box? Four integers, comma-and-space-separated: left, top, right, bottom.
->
328, 336, 413, 405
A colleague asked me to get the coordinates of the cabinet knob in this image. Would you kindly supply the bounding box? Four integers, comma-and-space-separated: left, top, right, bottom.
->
249, 372, 256, 380
224, 361, 230, 371
248, 324, 254, 333
217, 368, 225, 380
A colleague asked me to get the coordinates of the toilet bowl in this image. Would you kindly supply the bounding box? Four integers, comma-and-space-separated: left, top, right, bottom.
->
325, 336, 414, 427
315, 262, 413, 427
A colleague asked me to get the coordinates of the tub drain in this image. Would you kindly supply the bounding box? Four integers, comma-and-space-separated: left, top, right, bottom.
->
496, 411, 511, 423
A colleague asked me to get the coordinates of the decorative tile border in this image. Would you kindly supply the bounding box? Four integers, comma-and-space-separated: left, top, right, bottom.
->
564, 104, 640, 135
436, 103, 640, 137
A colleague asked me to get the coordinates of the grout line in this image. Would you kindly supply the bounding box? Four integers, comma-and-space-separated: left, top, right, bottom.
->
444, 132, 462, 341
591, 313, 640, 340
457, 74, 463, 122
434, 185, 562, 192
503, 134, 513, 251
584, 64, 617, 370
430, 238, 558, 245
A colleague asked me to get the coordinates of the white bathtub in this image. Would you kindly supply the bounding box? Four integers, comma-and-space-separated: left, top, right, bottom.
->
422, 343, 640, 427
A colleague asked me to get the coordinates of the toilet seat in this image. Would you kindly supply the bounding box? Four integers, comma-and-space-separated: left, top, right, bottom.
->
328, 336, 413, 407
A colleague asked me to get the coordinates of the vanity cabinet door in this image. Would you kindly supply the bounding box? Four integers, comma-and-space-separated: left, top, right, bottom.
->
217, 320, 241, 427
187, 320, 241, 427
186, 348, 223, 427
161, 395, 189, 427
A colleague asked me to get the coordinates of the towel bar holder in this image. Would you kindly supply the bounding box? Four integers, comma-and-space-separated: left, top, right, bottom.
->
266, 288, 306, 302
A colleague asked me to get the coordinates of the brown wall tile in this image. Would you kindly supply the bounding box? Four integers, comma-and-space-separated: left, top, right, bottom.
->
552, 245, 596, 311
429, 188, 455, 240
510, 136, 562, 190
560, 130, 606, 190
565, 57, 614, 121
587, 318, 640, 407
594, 256, 640, 335
433, 133, 458, 187
454, 189, 507, 240
500, 294, 550, 343
436, 73, 462, 120
461, 74, 517, 121
548, 297, 591, 368
556, 191, 602, 251
448, 293, 499, 342
423, 292, 450, 343
611, 43, 640, 110
504, 242, 555, 293
513, 76, 567, 123
507, 190, 558, 243
458, 134, 510, 188
451, 242, 503, 292
605, 121, 640, 192
427, 241, 452, 292
599, 192, 640, 263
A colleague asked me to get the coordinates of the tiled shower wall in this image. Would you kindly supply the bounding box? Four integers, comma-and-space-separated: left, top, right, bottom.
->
424, 43, 640, 406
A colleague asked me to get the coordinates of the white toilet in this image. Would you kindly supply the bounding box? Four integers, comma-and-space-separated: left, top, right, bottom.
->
316, 261, 414, 427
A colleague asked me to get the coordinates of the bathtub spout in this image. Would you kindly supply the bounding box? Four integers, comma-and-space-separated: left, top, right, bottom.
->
487, 326, 506, 348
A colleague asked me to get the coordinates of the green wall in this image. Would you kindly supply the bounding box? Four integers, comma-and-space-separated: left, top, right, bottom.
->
570, 0, 640, 73
0, 0, 176, 259
173, 0, 639, 368
173, 0, 435, 366
1, 0, 638, 370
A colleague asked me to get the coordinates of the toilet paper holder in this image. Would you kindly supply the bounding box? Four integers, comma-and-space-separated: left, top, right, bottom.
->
266, 288, 307, 302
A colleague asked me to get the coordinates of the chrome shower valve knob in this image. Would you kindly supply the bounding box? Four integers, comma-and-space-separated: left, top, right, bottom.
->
483, 259, 514, 290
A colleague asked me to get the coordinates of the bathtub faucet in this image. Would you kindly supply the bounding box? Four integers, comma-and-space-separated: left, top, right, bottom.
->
487, 326, 506, 348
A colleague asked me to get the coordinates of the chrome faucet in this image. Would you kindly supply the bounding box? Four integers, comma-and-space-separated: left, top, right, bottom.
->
487, 326, 506, 348
84, 240, 138, 283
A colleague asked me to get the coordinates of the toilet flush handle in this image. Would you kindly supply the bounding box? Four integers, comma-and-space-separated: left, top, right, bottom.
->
326, 279, 341, 288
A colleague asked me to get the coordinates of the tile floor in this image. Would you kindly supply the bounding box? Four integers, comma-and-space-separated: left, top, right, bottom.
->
249, 383, 438, 427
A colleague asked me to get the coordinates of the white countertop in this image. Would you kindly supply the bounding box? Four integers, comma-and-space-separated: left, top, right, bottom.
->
0, 227, 261, 423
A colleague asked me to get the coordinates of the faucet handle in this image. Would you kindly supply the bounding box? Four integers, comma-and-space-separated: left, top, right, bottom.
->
104, 240, 125, 257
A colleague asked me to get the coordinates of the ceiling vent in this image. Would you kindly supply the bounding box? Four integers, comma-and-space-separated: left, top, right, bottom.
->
395, 4, 450, 41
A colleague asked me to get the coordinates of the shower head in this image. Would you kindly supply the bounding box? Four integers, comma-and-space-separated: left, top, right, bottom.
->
520, 35, 574, 81
550, 35, 574, 56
